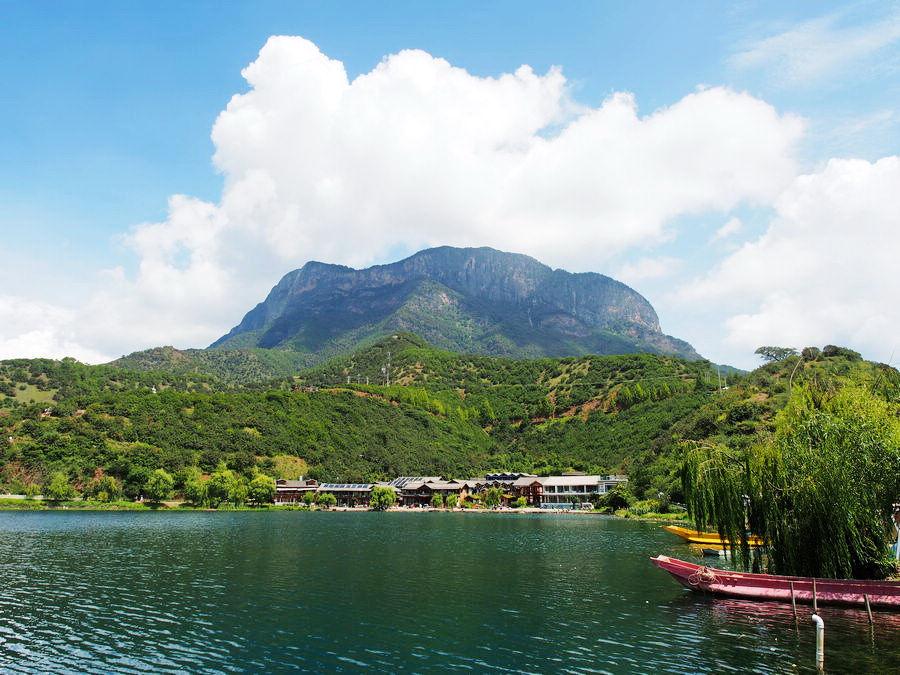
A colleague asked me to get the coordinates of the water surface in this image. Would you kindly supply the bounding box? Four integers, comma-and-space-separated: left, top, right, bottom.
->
1, 511, 897, 673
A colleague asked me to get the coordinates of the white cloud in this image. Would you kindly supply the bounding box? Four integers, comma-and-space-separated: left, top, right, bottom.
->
678, 157, 900, 364
616, 256, 682, 285
0, 36, 805, 362
731, 9, 900, 86
0, 296, 111, 363
710, 217, 743, 243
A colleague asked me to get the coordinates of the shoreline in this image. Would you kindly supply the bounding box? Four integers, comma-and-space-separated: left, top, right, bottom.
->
0, 496, 688, 522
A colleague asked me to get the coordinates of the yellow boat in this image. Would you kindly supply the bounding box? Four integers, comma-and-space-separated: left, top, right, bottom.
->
664, 525, 764, 547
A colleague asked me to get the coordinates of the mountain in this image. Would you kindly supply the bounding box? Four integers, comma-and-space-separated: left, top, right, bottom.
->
210, 246, 699, 364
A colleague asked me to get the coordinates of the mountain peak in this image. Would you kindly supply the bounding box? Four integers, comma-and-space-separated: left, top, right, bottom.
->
210, 246, 697, 361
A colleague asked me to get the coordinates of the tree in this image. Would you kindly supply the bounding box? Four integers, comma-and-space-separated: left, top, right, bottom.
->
43, 471, 76, 502
445, 493, 458, 509
317, 492, 337, 509
682, 385, 900, 579
228, 475, 249, 506
431, 493, 444, 508
302, 490, 316, 506
184, 474, 208, 506
754, 346, 798, 363
370, 485, 397, 511
482, 486, 504, 508
206, 463, 235, 507
84, 475, 123, 503
801, 347, 821, 361
248, 474, 276, 505
144, 469, 174, 504
597, 484, 633, 512
514, 496, 527, 509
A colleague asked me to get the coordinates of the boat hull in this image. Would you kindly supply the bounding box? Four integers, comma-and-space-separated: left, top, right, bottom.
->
650, 555, 900, 609
663, 525, 763, 547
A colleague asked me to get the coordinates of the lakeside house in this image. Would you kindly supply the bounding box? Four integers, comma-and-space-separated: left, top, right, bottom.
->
275, 473, 627, 508
528, 474, 628, 508
273, 478, 318, 504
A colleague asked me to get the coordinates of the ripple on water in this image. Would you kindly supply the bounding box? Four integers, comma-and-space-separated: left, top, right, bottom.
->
1, 511, 899, 673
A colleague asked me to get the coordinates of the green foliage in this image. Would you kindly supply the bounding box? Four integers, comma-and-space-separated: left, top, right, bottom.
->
316, 492, 337, 509
597, 484, 634, 512
206, 463, 245, 507
2, 339, 895, 513
482, 486, 504, 508
822, 345, 862, 360
754, 346, 798, 362
430, 493, 444, 508
83, 474, 123, 502
43, 471, 76, 502
514, 496, 527, 509
683, 385, 900, 579
248, 474, 276, 505
269, 455, 309, 480
184, 473, 208, 506
144, 469, 174, 503
369, 485, 397, 510
445, 493, 458, 509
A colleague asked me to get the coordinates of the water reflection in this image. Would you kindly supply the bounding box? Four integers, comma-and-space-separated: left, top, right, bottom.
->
0, 511, 896, 673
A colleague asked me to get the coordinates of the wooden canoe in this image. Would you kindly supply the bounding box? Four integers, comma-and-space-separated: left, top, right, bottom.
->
664, 524, 764, 547
651, 554, 900, 609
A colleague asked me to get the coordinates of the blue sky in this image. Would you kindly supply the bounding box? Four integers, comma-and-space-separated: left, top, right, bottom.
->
2, 1, 899, 367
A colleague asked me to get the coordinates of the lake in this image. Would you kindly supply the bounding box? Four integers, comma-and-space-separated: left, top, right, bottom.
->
0, 511, 897, 673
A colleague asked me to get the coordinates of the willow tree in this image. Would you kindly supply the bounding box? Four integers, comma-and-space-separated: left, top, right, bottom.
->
682, 385, 900, 579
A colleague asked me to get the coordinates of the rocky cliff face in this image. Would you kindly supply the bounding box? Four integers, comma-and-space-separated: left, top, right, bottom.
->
211, 246, 699, 361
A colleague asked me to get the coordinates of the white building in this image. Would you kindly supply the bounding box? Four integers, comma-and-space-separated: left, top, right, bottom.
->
520, 474, 627, 508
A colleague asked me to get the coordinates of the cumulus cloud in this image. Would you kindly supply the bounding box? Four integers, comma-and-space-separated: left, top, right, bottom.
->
678, 157, 900, 363
0, 36, 806, 361
731, 9, 900, 86
0, 296, 110, 363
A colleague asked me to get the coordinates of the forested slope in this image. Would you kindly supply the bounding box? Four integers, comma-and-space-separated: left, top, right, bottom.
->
2, 339, 894, 502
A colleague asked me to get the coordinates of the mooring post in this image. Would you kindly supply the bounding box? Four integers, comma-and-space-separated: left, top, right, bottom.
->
864, 594, 873, 625
790, 581, 797, 620
811, 614, 825, 671
812, 578, 818, 614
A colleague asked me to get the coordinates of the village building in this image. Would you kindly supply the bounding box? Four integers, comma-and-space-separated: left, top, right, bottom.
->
274, 478, 318, 504
317, 483, 384, 507
534, 474, 628, 508
276, 473, 627, 509
390, 477, 474, 506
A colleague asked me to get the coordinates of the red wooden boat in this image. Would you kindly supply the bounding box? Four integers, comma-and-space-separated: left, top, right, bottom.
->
651, 555, 900, 609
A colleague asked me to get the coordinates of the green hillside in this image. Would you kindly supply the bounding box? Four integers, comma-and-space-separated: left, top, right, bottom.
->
1, 339, 895, 502
110, 346, 309, 384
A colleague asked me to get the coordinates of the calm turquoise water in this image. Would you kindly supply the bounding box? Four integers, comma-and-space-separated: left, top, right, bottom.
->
0, 511, 897, 673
